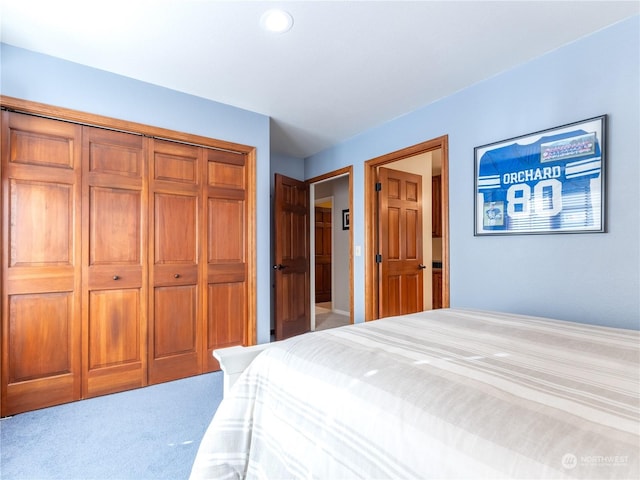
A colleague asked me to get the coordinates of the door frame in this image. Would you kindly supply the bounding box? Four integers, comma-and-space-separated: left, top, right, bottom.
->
364, 136, 449, 321
307, 166, 354, 326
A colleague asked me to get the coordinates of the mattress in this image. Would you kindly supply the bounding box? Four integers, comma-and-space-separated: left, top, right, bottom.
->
190, 308, 639, 479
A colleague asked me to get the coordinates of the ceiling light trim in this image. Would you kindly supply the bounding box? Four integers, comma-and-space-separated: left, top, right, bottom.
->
260, 9, 294, 34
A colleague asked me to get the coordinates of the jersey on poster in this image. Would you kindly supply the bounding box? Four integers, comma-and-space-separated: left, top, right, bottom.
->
477, 128, 602, 233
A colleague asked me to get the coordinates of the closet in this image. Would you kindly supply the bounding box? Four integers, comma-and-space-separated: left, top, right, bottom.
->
1, 100, 255, 416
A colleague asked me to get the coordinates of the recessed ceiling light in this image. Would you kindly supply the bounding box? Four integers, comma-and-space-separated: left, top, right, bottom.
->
260, 9, 294, 34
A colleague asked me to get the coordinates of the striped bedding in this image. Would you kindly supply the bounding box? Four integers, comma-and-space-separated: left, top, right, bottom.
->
190, 308, 639, 479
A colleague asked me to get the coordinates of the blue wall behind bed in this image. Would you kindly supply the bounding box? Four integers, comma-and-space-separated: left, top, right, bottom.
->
305, 15, 640, 330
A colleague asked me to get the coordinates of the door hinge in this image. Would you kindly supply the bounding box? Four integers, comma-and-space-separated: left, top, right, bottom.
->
375, 182, 382, 192
375, 254, 382, 263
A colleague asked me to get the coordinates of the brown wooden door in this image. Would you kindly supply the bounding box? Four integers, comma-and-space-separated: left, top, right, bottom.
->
148, 140, 202, 384
1, 112, 82, 416
204, 149, 248, 372
314, 206, 332, 303
378, 167, 424, 318
81, 126, 147, 398
432, 270, 443, 309
274, 174, 310, 340
432, 175, 442, 238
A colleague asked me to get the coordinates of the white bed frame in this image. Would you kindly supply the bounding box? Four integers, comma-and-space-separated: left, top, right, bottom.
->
213, 344, 271, 398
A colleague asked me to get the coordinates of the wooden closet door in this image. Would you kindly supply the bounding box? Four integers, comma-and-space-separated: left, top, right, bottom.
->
204, 149, 247, 371
148, 140, 202, 384
1, 112, 82, 416
82, 127, 147, 397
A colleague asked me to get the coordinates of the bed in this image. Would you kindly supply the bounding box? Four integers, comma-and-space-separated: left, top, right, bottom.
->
190, 308, 639, 479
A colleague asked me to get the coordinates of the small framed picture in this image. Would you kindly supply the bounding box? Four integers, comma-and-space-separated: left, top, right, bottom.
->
342, 209, 350, 230
474, 115, 606, 235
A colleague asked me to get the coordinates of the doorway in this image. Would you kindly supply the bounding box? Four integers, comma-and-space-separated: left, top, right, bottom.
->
272, 167, 353, 341
364, 136, 449, 321
309, 168, 353, 332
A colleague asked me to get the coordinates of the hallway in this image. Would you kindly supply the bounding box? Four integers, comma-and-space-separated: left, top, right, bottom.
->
315, 302, 350, 331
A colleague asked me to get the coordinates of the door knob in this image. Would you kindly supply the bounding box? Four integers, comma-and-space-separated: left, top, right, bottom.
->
418, 264, 426, 270
272, 264, 288, 270
174, 274, 180, 278
113, 275, 120, 280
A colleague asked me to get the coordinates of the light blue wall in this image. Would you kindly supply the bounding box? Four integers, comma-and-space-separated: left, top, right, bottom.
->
305, 16, 640, 330
270, 152, 305, 183
0, 43, 273, 344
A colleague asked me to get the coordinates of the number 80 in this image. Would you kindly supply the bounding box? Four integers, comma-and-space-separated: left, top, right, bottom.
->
506, 179, 562, 218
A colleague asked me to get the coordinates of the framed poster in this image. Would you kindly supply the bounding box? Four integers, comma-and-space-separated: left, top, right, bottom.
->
474, 115, 606, 236
342, 209, 350, 230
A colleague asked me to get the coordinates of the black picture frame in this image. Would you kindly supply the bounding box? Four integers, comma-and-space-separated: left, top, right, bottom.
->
474, 115, 606, 236
342, 209, 350, 230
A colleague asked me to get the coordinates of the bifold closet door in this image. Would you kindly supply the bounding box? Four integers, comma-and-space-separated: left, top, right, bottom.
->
1, 104, 253, 415
204, 149, 248, 371
81, 127, 148, 398
1, 112, 82, 416
148, 140, 202, 384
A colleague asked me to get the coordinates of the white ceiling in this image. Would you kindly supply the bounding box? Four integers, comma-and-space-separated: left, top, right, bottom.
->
1, 1, 638, 159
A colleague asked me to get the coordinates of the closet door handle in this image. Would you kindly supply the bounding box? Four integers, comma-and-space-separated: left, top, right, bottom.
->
174, 274, 180, 278
113, 275, 120, 280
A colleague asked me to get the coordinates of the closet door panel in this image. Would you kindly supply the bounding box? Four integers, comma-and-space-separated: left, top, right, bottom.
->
89, 187, 141, 265
151, 285, 198, 381
205, 150, 247, 371
1, 112, 82, 416
207, 282, 245, 368
154, 153, 198, 183
86, 289, 142, 395
10, 180, 73, 265
154, 286, 197, 356
5, 292, 75, 415
8, 293, 72, 381
7, 116, 76, 169
154, 193, 197, 263
82, 127, 147, 398
88, 290, 140, 368
148, 140, 202, 384
208, 197, 244, 263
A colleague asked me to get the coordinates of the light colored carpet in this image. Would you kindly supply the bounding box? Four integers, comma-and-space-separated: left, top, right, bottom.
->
315, 303, 350, 331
